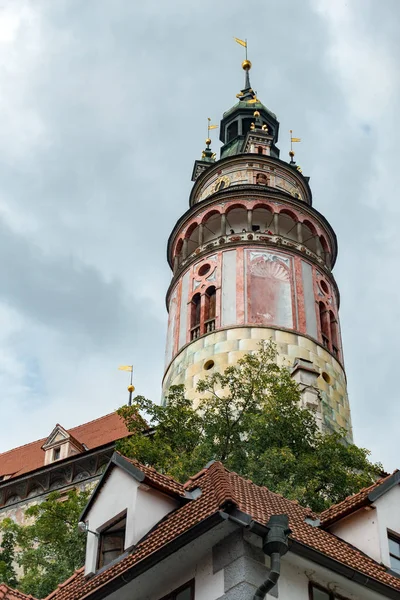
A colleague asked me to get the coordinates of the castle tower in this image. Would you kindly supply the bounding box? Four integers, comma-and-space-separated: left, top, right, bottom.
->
163, 59, 352, 438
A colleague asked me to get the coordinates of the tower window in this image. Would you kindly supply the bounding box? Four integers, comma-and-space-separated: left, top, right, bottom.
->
204, 286, 216, 333
319, 302, 330, 349
190, 293, 201, 340
53, 447, 61, 461
227, 121, 238, 142
329, 311, 339, 358
257, 146, 263, 154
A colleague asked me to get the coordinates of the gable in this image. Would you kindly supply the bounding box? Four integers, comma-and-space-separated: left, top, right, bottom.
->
84, 465, 179, 575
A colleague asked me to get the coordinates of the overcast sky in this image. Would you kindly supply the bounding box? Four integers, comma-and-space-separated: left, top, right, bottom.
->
0, 0, 398, 471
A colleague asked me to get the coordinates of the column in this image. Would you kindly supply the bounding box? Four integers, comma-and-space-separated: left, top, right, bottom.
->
296, 222, 303, 243
198, 223, 204, 246
273, 212, 279, 235
182, 238, 188, 259
221, 214, 226, 236
247, 209, 253, 232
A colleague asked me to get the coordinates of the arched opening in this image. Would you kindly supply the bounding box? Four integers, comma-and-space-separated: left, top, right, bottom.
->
330, 311, 339, 358
320, 235, 331, 266
204, 286, 216, 333
257, 146, 264, 155
175, 238, 183, 268
202, 211, 221, 244
279, 210, 298, 242
225, 205, 247, 234
190, 293, 201, 340
319, 302, 330, 349
252, 206, 274, 233
186, 223, 199, 256
302, 220, 318, 254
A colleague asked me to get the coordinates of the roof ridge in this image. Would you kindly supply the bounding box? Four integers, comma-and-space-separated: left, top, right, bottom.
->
320, 470, 399, 522
207, 461, 238, 507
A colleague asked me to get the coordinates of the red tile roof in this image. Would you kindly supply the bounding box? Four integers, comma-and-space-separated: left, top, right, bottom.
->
45, 461, 400, 600
0, 413, 129, 480
0, 584, 36, 600
122, 455, 186, 497
320, 470, 399, 527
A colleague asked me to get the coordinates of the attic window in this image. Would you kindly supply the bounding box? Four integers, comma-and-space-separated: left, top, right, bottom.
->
97, 514, 126, 569
159, 580, 194, 600
389, 532, 400, 573
309, 583, 344, 599
53, 447, 61, 461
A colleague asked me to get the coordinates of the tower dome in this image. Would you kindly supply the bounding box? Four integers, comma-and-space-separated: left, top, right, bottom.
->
162, 59, 351, 439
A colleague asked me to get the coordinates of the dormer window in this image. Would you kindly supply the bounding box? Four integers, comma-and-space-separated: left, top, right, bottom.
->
98, 514, 126, 569
389, 532, 400, 573
53, 447, 61, 461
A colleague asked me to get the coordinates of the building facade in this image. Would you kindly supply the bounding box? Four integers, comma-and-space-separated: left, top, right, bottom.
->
0, 413, 129, 526
163, 59, 351, 438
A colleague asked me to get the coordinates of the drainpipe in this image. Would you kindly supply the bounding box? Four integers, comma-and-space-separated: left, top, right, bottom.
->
253, 514, 291, 600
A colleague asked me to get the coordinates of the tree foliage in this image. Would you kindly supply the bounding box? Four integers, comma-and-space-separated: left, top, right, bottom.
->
0, 489, 89, 599
117, 342, 381, 512
0, 530, 17, 588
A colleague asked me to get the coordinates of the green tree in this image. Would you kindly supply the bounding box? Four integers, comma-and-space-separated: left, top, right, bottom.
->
0, 530, 17, 588
0, 489, 89, 599
117, 341, 381, 512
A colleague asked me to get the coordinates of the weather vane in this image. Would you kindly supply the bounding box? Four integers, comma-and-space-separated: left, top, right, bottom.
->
289, 130, 301, 165
118, 364, 134, 406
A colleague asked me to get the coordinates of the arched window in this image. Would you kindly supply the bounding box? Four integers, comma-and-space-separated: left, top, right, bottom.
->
191, 293, 201, 340
227, 121, 238, 142
319, 302, 330, 349
257, 146, 263, 155
330, 311, 339, 358
204, 287, 216, 333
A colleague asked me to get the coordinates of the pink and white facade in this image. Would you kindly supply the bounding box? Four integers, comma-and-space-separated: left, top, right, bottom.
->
162, 68, 352, 438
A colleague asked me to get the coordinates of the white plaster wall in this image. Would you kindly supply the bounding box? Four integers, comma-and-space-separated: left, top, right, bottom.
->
135, 486, 179, 547
277, 553, 387, 600
329, 485, 400, 568
376, 484, 400, 567
330, 508, 381, 564
84, 467, 178, 575
142, 548, 224, 600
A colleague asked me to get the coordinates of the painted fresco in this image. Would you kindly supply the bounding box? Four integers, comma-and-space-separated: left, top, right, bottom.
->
247, 251, 293, 327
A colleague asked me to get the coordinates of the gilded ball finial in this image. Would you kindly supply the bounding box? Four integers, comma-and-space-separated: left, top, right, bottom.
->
127, 384, 135, 393
205, 138, 211, 146
253, 110, 260, 117
289, 150, 295, 157
242, 59, 252, 71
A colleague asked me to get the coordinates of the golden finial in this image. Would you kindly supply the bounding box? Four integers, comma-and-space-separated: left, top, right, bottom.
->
205, 138, 211, 146
289, 150, 295, 157
250, 122, 255, 130
242, 59, 252, 71
118, 365, 134, 405
253, 110, 260, 117
262, 124, 268, 131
